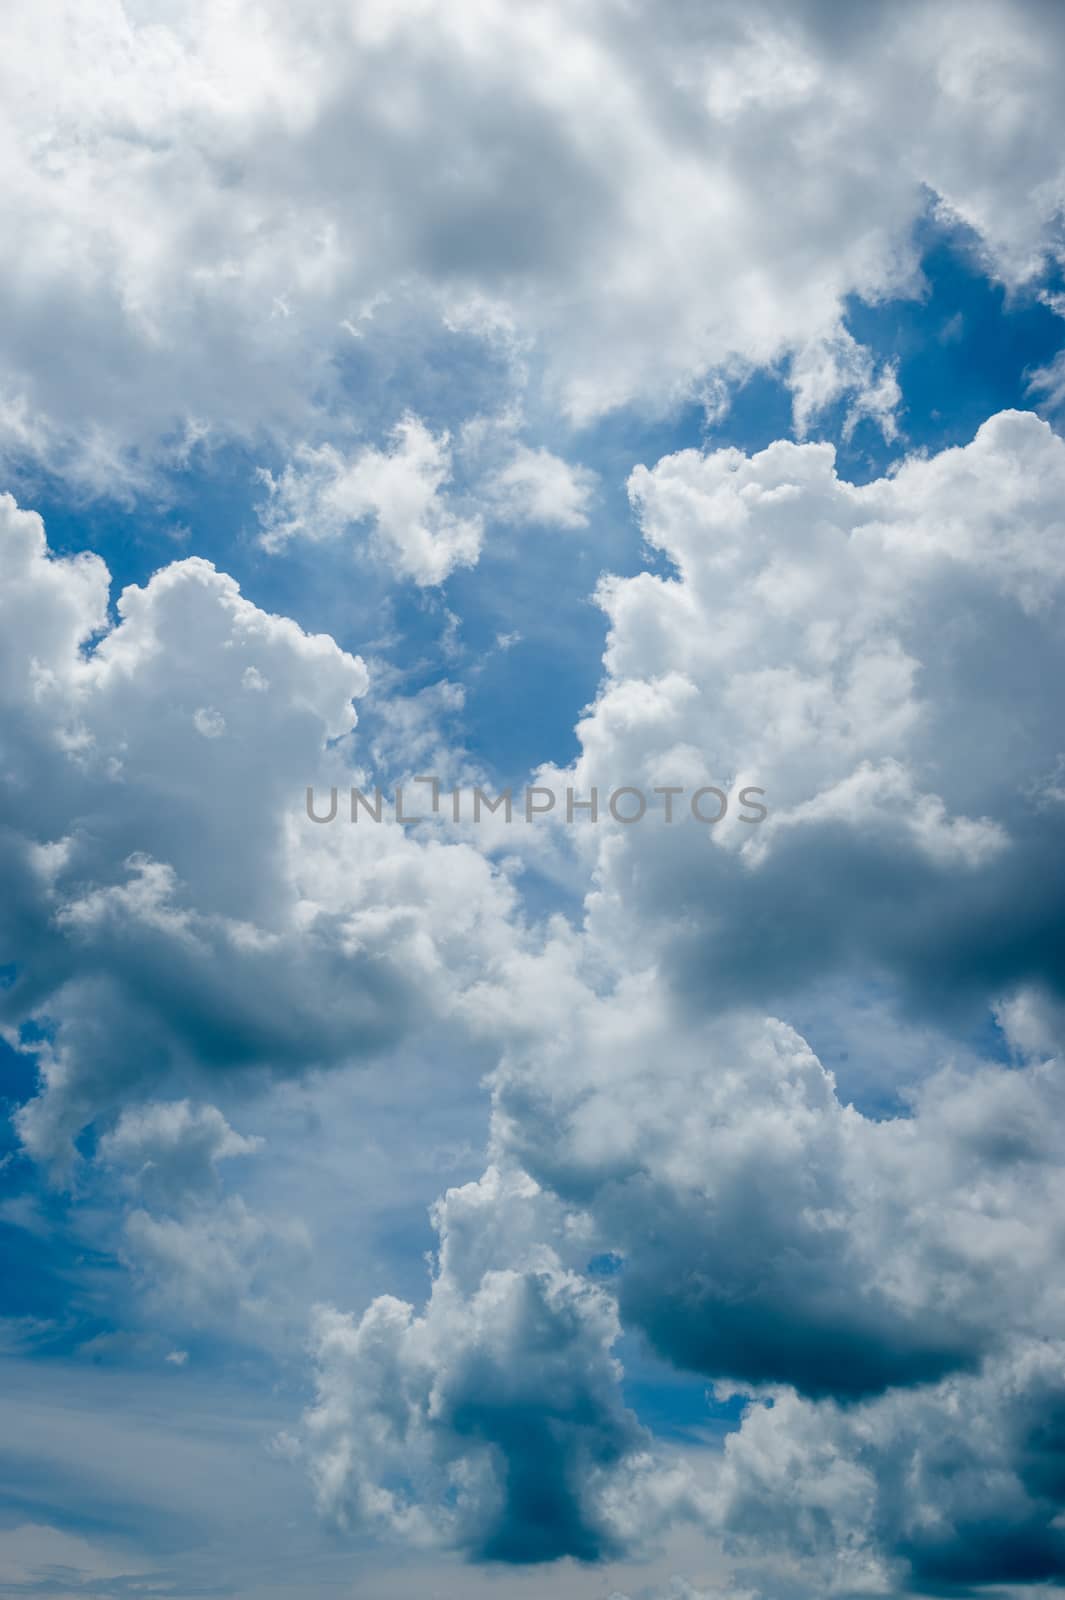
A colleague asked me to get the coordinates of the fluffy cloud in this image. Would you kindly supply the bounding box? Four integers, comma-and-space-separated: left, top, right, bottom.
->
303, 957, 1065, 1584
302, 1166, 700, 1562
314, 412, 1065, 1585
79, 1095, 310, 1349
9, 5, 1065, 1594
0, 493, 519, 1166
716, 1339, 1065, 1594
255, 416, 596, 582
8, 361, 1065, 1596
257, 414, 483, 584
3, 1, 1065, 485
98, 1099, 262, 1208
487, 981, 1065, 1392
464, 967, 1065, 1590
525, 410, 1065, 1031
483, 445, 597, 529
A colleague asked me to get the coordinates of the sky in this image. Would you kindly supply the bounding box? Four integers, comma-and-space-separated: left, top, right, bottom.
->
2, 2, 1065, 1597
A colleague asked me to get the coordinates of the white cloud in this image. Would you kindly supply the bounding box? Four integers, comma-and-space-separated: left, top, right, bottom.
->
2, 2, 1065, 484
517, 411, 1065, 1029
484, 445, 597, 529
0, 493, 521, 1166
302, 1165, 702, 1561
299, 944, 1065, 1579
1029, 346, 1065, 414
9, 409, 1065, 1593
311, 411, 1065, 1582
488, 983, 1065, 1386
788, 327, 901, 443
122, 1194, 310, 1336
996, 985, 1065, 1061
99, 1099, 262, 1207
91, 1096, 316, 1348
257, 419, 596, 580
257, 414, 483, 585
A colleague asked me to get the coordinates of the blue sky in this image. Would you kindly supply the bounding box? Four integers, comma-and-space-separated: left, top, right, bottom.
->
4, 4, 1065, 1597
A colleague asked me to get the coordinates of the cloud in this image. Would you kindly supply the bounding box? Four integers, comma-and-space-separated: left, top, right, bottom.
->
304, 947, 1065, 1583
716, 1339, 1065, 1594
788, 328, 901, 443
257, 418, 597, 582
609, 1581, 756, 1600
455, 969, 1065, 1590
98, 1099, 262, 1208
0, 1521, 153, 1594
121, 1194, 310, 1337
484, 445, 597, 529
487, 978, 1065, 1392
0, 493, 519, 1166
304, 410, 1065, 1582
3, 1, 1065, 485
524, 410, 1065, 1030
301, 1166, 701, 1563
12, 408, 1065, 1589
257, 414, 483, 585
89, 1097, 315, 1350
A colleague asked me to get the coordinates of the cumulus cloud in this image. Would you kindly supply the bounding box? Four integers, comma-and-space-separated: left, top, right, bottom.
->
501, 404, 1065, 1390
80, 1094, 312, 1349
11, 402, 1031, 1580
257, 414, 483, 585
460, 972, 1065, 1591
486, 979, 1065, 1393
716, 1339, 1065, 1594
483, 445, 597, 529
0, 493, 519, 1166
313, 411, 1065, 1585
303, 957, 1065, 1583
9, 5, 1065, 1595
302, 1166, 701, 1562
524, 410, 1065, 1029
98, 1099, 262, 1208
3, 1, 1065, 484
59, 1094, 311, 1344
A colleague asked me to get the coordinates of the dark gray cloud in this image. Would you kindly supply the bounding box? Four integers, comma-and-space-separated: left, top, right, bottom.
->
718, 1343, 1065, 1595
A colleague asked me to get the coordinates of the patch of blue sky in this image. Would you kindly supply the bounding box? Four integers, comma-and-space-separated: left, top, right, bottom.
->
840, 214, 1065, 478
616, 1333, 750, 1448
